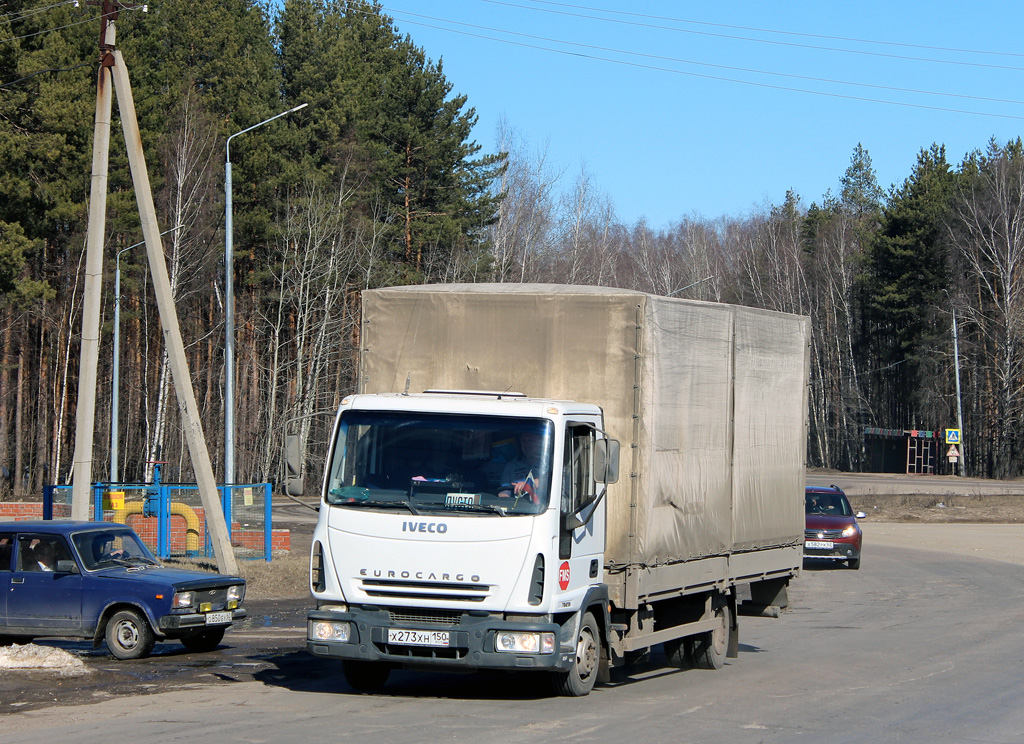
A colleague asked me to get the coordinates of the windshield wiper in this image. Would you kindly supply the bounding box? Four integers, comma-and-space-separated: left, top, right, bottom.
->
340, 499, 421, 515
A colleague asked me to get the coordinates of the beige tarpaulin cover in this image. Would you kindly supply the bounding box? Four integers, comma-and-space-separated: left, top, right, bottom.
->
360, 284, 808, 568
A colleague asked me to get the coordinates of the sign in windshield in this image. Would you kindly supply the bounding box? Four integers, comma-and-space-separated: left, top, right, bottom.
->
326, 411, 554, 516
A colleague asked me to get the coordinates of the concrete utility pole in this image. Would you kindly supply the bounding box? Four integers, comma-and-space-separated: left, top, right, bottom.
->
71, 0, 115, 520
72, 2, 237, 573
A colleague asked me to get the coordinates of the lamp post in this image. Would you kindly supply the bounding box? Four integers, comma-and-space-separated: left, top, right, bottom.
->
951, 304, 965, 476
224, 102, 307, 488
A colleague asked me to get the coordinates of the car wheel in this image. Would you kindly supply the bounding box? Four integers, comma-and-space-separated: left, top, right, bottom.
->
691, 603, 731, 670
552, 611, 601, 696
849, 556, 861, 570
342, 660, 391, 691
180, 627, 226, 653
105, 609, 156, 660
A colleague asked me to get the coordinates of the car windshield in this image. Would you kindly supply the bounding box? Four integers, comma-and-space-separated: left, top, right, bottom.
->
325, 410, 554, 516
805, 492, 853, 517
71, 528, 159, 570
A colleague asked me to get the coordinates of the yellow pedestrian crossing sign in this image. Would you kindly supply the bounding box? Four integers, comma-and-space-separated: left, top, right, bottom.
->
945, 428, 961, 444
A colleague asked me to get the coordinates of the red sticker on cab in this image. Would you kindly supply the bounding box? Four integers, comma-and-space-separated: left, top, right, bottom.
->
558, 561, 570, 590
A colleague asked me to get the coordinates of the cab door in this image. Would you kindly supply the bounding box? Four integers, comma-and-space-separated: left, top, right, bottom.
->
557, 421, 607, 596
7, 534, 83, 633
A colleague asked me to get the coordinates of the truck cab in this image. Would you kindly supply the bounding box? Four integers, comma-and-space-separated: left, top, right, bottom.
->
306, 390, 618, 695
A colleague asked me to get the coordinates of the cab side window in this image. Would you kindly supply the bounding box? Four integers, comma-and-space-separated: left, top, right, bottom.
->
0, 533, 13, 571
560, 425, 595, 559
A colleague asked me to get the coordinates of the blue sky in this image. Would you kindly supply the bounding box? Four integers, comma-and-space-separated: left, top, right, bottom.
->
379, 0, 1024, 229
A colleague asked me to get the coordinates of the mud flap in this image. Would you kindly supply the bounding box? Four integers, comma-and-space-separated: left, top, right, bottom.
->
727, 591, 739, 658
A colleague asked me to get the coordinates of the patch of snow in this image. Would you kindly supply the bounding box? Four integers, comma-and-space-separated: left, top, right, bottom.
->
0, 643, 92, 677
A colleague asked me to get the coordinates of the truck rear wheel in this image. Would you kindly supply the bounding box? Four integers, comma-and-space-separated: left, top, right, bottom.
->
342, 660, 391, 691
691, 604, 731, 670
553, 611, 600, 697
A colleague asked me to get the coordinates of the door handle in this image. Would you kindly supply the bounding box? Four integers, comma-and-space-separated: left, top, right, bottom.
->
11, 577, 24, 584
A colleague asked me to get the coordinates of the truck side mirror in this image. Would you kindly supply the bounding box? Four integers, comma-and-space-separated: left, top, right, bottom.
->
595, 439, 620, 484
283, 433, 305, 497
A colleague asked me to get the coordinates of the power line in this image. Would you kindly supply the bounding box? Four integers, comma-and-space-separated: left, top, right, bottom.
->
2, 1, 76, 23
474, 0, 1024, 72
503, 0, 1024, 60
383, 7, 1024, 109
0, 11, 99, 42
0, 61, 90, 88
382, 10, 1024, 121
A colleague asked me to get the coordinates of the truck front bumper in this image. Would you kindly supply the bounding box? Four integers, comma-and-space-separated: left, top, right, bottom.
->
307, 606, 576, 672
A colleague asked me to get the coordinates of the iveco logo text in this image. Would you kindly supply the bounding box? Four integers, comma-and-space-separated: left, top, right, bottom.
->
360, 568, 480, 582
402, 521, 448, 533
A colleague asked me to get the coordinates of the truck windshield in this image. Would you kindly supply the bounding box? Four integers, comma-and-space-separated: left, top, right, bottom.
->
325, 411, 554, 516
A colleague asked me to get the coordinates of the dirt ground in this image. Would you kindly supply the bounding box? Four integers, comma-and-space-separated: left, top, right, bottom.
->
850, 492, 1024, 524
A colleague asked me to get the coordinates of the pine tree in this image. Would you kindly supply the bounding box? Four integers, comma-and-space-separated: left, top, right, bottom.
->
862, 144, 953, 426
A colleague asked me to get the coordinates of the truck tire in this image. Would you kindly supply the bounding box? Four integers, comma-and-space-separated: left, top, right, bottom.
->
552, 611, 600, 697
342, 660, 391, 691
691, 604, 731, 670
106, 608, 156, 660
180, 627, 226, 653
664, 637, 690, 669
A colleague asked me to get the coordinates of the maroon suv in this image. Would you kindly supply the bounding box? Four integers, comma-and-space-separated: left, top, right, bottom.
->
804, 485, 864, 569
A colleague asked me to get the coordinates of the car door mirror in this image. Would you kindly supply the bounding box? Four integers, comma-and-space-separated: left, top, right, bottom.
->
55, 559, 79, 574
855, 511, 867, 519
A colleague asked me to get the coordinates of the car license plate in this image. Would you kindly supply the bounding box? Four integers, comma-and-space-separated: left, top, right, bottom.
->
387, 628, 450, 647
205, 611, 232, 625
805, 540, 833, 550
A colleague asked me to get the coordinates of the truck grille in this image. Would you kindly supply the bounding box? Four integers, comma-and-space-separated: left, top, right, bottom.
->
360, 578, 490, 602
387, 608, 463, 626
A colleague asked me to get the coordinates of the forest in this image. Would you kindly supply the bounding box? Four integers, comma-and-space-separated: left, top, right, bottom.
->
1, 0, 1023, 498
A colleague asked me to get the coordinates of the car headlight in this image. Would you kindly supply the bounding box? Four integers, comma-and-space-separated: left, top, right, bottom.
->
172, 591, 193, 609
309, 619, 351, 642
842, 524, 859, 538
495, 631, 555, 654
227, 584, 245, 602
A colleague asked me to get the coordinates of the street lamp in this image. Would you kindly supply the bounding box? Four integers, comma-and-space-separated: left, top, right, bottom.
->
667, 276, 715, 297
224, 102, 308, 487
111, 226, 180, 484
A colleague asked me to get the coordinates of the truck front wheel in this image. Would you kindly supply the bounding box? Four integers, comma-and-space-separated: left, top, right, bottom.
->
342, 660, 391, 691
552, 611, 600, 697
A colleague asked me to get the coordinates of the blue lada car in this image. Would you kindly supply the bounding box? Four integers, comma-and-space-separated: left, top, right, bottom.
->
0, 521, 246, 659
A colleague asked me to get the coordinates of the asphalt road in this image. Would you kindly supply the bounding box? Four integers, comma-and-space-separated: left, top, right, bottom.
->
5, 538, 1024, 743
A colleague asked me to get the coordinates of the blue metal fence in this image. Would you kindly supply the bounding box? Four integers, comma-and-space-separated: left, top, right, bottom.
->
43, 472, 274, 562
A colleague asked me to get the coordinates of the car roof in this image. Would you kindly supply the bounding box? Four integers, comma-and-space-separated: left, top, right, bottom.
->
805, 485, 846, 495
0, 520, 130, 536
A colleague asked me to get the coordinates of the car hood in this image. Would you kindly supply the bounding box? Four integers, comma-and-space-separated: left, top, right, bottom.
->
90, 565, 243, 589
805, 514, 857, 530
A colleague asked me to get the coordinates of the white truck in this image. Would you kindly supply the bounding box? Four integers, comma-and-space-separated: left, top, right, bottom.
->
304, 284, 809, 696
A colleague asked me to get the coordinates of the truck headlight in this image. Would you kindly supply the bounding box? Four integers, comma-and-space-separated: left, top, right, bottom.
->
309, 619, 351, 642
495, 631, 555, 654
172, 591, 193, 609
